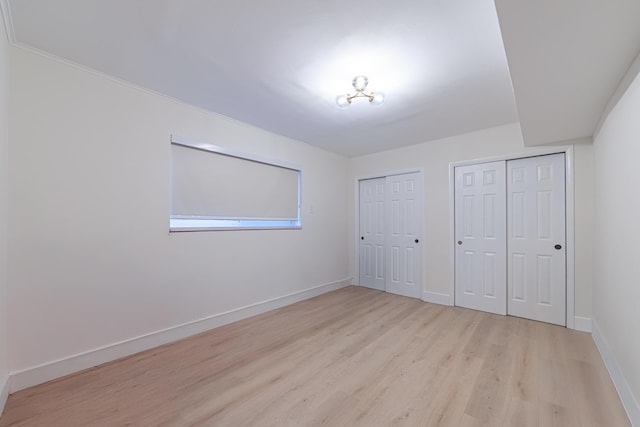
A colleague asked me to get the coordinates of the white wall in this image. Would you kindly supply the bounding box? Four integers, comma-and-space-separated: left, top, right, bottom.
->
348, 123, 595, 319
573, 143, 594, 319
0, 10, 11, 409
7, 47, 350, 387
593, 63, 640, 423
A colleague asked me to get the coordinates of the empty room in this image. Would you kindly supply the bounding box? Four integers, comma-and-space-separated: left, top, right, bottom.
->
0, 0, 639, 426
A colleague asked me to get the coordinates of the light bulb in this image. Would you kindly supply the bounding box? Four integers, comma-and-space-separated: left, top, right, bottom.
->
352, 75, 369, 92
370, 92, 385, 106
336, 95, 350, 108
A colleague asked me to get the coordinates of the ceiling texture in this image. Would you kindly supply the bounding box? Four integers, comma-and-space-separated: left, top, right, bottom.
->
4, 0, 640, 157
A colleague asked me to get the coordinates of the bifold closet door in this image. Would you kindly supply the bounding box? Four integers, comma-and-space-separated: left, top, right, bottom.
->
507, 153, 566, 326
359, 178, 386, 291
454, 161, 507, 315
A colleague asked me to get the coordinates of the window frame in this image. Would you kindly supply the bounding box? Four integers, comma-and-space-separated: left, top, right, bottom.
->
169, 134, 302, 232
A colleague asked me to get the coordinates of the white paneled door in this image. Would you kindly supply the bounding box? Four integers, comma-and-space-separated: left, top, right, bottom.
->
507, 154, 566, 326
385, 173, 422, 299
454, 161, 507, 315
359, 173, 422, 298
359, 178, 386, 291
454, 153, 567, 326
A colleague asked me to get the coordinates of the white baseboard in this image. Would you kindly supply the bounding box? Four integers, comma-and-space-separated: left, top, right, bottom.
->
0, 374, 8, 415
592, 320, 639, 426
9, 278, 352, 392
422, 291, 452, 306
573, 316, 592, 332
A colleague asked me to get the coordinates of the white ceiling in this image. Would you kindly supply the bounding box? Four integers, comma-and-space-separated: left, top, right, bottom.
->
4, 1, 640, 156
6, 0, 519, 157
495, 0, 640, 146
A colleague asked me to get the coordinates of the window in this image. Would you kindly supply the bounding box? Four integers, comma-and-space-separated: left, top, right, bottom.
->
170, 135, 301, 231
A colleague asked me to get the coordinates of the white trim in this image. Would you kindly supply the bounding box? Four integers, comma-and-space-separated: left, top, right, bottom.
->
448, 163, 457, 308
9, 278, 352, 392
419, 170, 426, 300
0, 374, 8, 415
355, 168, 423, 181
573, 316, 592, 332
448, 146, 577, 328
565, 148, 576, 329
592, 320, 638, 426
353, 179, 361, 286
170, 224, 302, 232
0, 0, 15, 44
422, 291, 452, 306
449, 146, 573, 168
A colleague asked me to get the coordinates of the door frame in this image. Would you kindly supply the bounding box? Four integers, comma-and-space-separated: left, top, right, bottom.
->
448, 146, 576, 329
354, 169, 425, 298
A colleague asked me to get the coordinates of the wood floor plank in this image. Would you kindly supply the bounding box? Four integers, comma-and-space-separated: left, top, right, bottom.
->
538, 401, 578, 427
502, 397, 538, 427
464, 343, 514, 424
0, 286, 630, 426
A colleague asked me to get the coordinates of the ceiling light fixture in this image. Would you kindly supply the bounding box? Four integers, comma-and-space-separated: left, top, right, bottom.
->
336, 75, 385, 108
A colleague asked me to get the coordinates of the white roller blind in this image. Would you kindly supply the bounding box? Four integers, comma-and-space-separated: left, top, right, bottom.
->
171, 143, 300, 220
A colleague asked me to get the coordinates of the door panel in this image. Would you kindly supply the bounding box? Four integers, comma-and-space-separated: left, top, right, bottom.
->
359, 178, 385, 290
385, 173, 422, 299
454, 161, 507, 315
507, 153, 566, 326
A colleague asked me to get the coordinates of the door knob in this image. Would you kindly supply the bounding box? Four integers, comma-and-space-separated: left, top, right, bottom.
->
457, 241, 462, 245
554, 244, 562, 250
415, 239, 419, 243
361, 236, 364, 240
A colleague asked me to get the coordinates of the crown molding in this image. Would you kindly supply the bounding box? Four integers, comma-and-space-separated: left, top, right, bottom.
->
0, 0, 15, 44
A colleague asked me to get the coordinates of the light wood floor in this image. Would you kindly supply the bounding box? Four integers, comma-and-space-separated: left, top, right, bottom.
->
0, 286, 629, 426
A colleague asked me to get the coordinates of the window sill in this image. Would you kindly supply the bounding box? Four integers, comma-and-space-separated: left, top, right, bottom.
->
169, 218, 301, 232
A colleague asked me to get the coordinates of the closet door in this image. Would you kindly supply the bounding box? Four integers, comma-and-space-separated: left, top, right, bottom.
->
385, 173, 422, 299
359, 178, 386, 290
454, 161, 507, 315
507, 154, 566, 326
